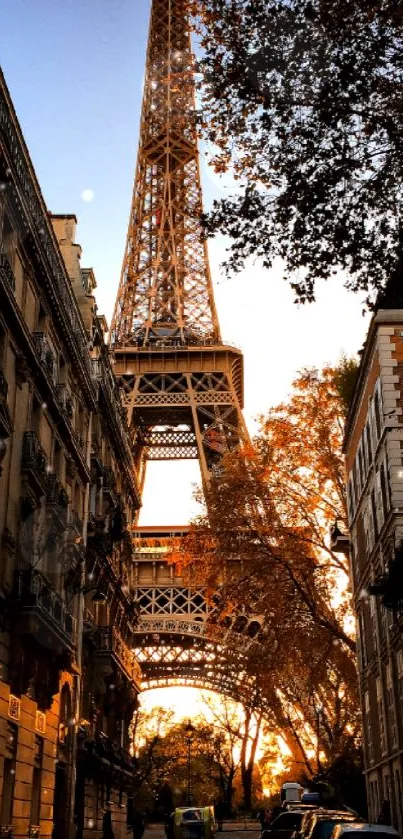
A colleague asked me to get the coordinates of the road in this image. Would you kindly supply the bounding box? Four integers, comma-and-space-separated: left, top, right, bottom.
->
144, 823, 260, 839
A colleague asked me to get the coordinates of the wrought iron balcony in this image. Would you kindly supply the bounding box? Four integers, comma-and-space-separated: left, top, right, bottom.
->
90, 439, 104, 475
33, 332, 57, 383
56, 384, 74, 422
14, 568, 76, 652
70, 510, 83, 537
97, 626, 142, 685
0, 249, 15, 292
21, 431, 48, 494
102, 467, 118, 505
45, 474, 69, 526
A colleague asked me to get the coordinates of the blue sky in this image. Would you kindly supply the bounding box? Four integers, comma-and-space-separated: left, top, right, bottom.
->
1, 0, 150, 319
0, 0, 371, 524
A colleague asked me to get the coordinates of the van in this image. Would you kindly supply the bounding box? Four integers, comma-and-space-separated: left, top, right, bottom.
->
281, 784, 303, 804
174, 807, 217, 839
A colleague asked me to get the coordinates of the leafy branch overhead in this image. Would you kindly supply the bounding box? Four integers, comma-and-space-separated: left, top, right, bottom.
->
192, 0, 403, 303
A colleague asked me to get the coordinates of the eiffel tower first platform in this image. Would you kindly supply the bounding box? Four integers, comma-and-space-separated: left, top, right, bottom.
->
111, 0, 252, 693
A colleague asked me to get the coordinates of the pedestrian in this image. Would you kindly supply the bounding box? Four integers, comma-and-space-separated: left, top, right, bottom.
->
165, 812, 175, 839
103, 807, 115, 839
376, 801, 391, 826
258, 811, 266, 832
215, 802, 224, 832
130, 810, 145, 839
263, 810, 273, 830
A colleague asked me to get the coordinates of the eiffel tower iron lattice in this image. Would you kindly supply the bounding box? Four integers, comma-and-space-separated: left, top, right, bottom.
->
111, 0, 251, 693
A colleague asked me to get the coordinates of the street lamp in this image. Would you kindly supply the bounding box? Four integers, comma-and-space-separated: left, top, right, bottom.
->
184, 719, 195, 806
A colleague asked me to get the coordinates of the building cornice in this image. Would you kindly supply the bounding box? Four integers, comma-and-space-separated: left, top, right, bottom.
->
343, 309, 403, 452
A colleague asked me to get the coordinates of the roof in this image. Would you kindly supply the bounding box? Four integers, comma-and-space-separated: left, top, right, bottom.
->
332, 825, 400, 836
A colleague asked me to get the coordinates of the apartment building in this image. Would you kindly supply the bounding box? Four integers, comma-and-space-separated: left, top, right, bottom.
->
344, 290, 403, 832
0, 70, 142, 839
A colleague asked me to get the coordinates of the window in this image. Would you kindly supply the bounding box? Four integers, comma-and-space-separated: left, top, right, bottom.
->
30, 736, 43, 827
376, 678, 387, 755
347, 478, 356, 524
358, 445, 365, 491
370, 489, 379, 540
364, 691, 373, 762
353, 461, 360, 502
379, 461, 390, 521
366, 421, 373, 466
386, 664, 397, 749
370, 597, 378, 655
374, 387, 382, 440
0, 723, 17, 827
397, 651, 403, 712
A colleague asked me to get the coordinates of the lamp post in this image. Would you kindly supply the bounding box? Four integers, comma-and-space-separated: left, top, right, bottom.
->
184, 720, 195, 806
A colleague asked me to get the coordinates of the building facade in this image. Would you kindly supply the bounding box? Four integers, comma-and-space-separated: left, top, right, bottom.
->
0, 70, 142, 839
344, 300, 403, 832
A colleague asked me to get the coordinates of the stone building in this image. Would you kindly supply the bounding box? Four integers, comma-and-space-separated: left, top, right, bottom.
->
343, 289, 403, 832
0, 70, 142, 839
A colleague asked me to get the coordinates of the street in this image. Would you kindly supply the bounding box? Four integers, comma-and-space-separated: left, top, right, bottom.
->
144, 824, 260, 839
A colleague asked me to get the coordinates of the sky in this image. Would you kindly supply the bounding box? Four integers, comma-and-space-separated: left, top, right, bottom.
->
0, 0, 372, 723
0, 0, 370, 525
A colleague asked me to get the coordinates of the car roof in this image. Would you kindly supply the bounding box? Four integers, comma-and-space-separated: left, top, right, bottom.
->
332, 826, 400, 836
312, 813, 357, 820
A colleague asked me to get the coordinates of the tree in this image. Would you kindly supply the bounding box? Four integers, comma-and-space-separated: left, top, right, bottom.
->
192, 0, 403, 304
175, 365, 361, 776
133, 710, 231, 808
202, 692, 264, 812
202, 694, 241, 812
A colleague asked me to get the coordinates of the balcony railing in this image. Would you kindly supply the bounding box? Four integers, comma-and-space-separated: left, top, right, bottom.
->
102, 467, 118, 506
45, 474, 69, 526
14, 568, 76, 647
91, 358, 128, 432
70, 510, 83, 536
97, 626, 142, 685
33, 332, 57, 383
113, 335, 241, 351
56, 384, 74, 422
21, 431, 48, 492
0, 250, 15, 292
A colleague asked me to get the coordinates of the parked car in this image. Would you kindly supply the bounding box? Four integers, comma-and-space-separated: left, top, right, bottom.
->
330, 825, 401, 839
293, 809, 356, 839
306, 812, 359, 839
263, 810, 306, 839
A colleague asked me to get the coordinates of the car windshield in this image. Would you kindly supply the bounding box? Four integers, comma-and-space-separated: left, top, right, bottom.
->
182, 811, 202, 822
272, 813, 304, 829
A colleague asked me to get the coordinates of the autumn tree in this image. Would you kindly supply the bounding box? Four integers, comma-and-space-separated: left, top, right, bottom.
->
176, 365, 361, 778
202, 692, 264, 812
192, 0, 403, 305
133, 709, 239, 808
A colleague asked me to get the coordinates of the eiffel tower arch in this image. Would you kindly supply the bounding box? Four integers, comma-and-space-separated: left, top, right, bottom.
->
112, 0, 254, 696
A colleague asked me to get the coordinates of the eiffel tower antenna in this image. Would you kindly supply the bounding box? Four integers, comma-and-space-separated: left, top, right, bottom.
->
111, 0, 220, 346
112, 0, 248, 490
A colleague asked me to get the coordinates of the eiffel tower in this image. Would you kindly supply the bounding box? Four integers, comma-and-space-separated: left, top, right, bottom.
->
112, 0, 248, 489
112, 0, 252, 693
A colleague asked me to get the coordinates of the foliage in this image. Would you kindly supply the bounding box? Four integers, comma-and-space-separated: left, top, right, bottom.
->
192, 0, 403, 304
133, 709, 237, 809
175, 365, 361, 776
332, 356, 359, 417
